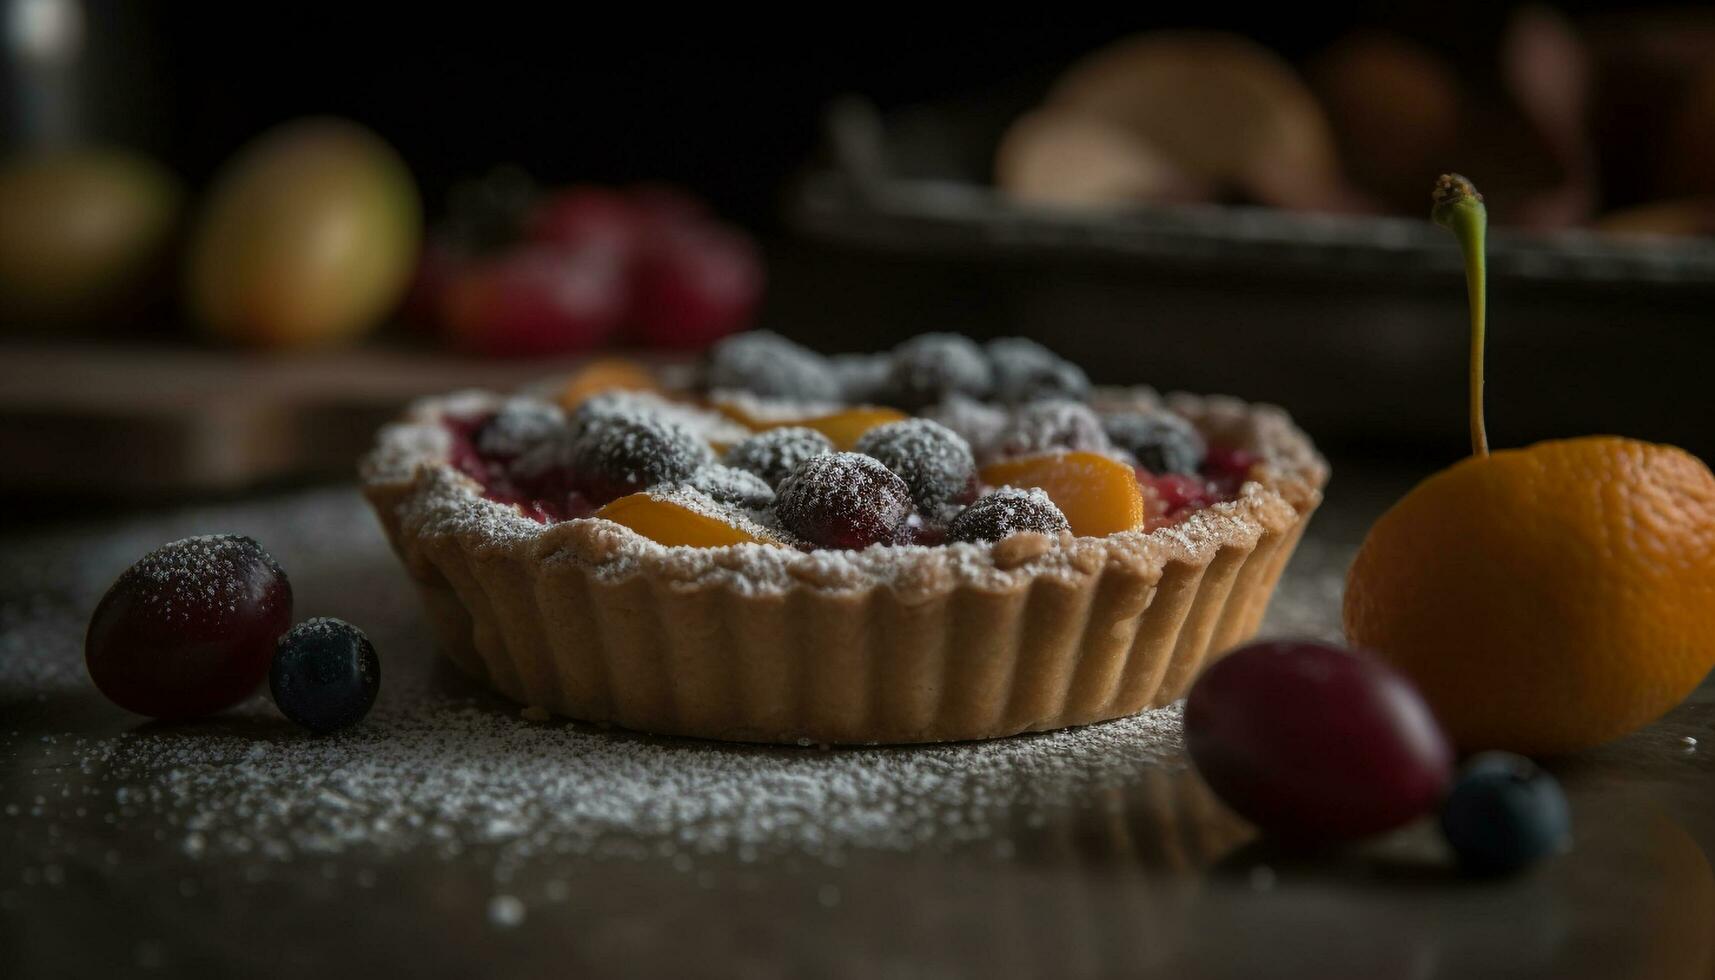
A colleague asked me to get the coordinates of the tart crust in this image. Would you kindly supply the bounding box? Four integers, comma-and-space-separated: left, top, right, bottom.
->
361, 386, 1327, 744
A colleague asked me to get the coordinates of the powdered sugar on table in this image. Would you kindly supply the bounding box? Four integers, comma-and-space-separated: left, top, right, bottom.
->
1, 484, 1342, 883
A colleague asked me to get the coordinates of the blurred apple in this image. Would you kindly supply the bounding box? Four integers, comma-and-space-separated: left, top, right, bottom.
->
0, 150, 182, 328
440, 245, 625, 356
628, 223, 763, 349
186, 118, 421, 349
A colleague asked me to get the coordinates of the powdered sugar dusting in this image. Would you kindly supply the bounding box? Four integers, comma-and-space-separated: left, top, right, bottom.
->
4, 478, 1350, 893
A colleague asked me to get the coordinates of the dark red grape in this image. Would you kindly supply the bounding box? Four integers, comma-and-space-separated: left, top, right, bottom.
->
85, 535, 293, 719
1185, 640, 1453, 842
776, 452, 913, 550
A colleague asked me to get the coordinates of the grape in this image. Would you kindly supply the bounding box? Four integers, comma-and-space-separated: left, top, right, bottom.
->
1185, 640, 1453, 841
85, 535, 293, 719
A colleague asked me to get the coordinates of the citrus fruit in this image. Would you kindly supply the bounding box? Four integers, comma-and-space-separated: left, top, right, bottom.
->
1344, 175, 1715, 754
1345, 436, 1715, 754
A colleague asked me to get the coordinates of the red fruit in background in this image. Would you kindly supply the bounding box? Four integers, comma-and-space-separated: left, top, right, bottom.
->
85, 535, 293, 719
627, 182, 710, 230
402, 235, 463, 331
1185, 639, 1453, 842
441, 246, 625, 357
526, 185, 645, 261
628, 224, 764, 349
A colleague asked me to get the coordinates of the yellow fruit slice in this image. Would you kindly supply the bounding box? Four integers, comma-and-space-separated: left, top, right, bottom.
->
556, 358, 661, 411
714, 403, 908, 451
595, 493, 779, 548
979, 451, 1145, 537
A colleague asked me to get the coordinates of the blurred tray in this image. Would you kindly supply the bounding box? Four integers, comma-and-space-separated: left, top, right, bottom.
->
0, 343, 674, 498
787, 97, 1715, 292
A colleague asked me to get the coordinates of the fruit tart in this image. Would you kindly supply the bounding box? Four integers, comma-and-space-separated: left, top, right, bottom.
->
361, 332, 1327, 743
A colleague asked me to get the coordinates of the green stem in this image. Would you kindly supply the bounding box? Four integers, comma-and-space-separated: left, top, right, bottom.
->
1431, 173, 1489, 458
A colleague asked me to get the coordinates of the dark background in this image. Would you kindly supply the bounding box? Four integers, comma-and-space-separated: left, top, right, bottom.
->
61, 2, 1625, 228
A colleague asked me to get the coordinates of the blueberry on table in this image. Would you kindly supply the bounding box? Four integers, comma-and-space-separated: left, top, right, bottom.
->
1440, 752, 1571, 875
269, 618, 380, 734
85, 535, 293, 719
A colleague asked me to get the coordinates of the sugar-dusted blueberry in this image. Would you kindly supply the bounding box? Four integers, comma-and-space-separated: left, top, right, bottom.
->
1185, 640, 1454, 842
1105, 410, 1206, 475
569, 414, 714, 503
948, 487, 1070, 543
722, 426, 835, 488
776, 452, 914, 549
922, 395, 1010, 459
1440, 753, 1571, 876
269, 618, 380, 735
985, 337, 1091, 404
474, 398, 566, 461
686, 465, 776, 510
854, 419, 977, 512
990, 400, 1110, 459
885, 333, 993, 410
85, 535, 293, 719
830, 352, 892, 404
705, 330, 838, 401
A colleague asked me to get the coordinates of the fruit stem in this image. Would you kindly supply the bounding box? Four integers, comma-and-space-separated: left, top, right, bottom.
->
1431, 173, 1489, 458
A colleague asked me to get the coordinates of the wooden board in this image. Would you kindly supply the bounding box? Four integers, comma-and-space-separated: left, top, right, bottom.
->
0, 343, 672, 496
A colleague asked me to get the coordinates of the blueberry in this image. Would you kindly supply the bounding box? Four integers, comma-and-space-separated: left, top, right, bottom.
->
269, 618, 379, 734
990, 400, 1109, 459
569, 414, 714, 503
1104, 411, 1206, 475
705, 331, 838, 401
686, 465, 775, 510
948, 487, 1070, 543
1440, 752, 1571, 876
723, 426, 834, 487
853, 419, 977, 513
885, 333, 992, 410
985, 337, 1091, 404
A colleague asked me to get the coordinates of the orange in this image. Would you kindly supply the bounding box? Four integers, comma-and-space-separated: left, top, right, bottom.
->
714, 403, 908, 451
555, 358, 660, 411
595, 493, 781, 548
980, 451, 1146, 537
1344, 436, 1715, 755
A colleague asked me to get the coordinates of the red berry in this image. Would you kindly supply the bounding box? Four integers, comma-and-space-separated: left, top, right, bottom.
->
85, 535, 294, 719
441, 246, 625, 357
1202, 446, 1261, 496
1185, 640, 1453, 842
627, 183, 710, 229
628, 224, 763, 350
1148, 472, 1215, 515
526, 186, 646, 262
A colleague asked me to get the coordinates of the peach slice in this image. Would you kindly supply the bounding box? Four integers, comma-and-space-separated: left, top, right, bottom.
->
595, 493, 780, 548
556, 358, 661, 411
715, 403, 908, 451
979, 451, 1146, 537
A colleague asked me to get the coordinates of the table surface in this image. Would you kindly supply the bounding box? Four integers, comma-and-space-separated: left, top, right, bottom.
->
3, 466, 1712, 980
